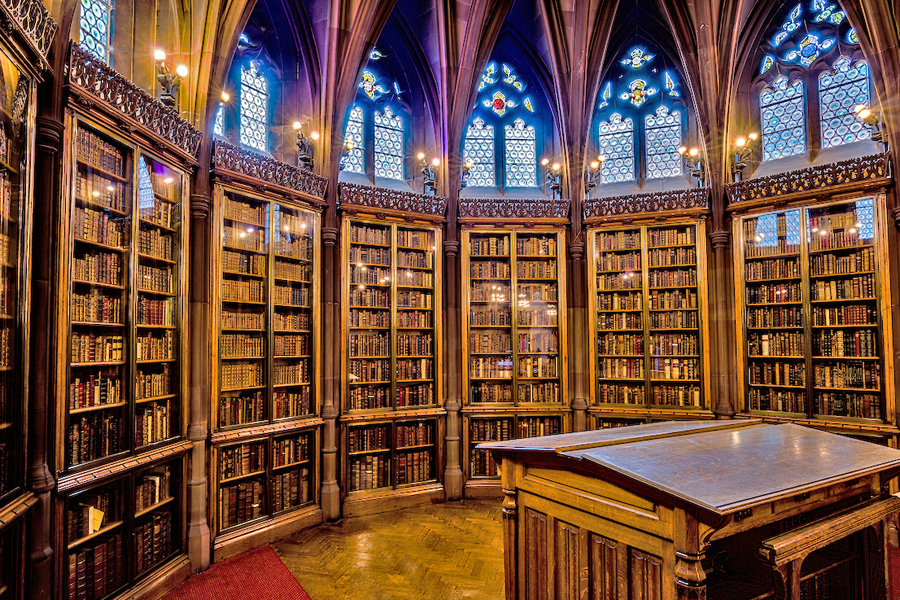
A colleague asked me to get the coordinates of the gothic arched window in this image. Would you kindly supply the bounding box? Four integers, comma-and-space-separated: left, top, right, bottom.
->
505, 119, 536, 187
760, 75, 806, 161
343, 106, 365, 174
464, 118, 495, 187
819, 56, 871, 148
374, 106, 404, 180
645, 106, 682, 179
80, 0, 114, 63
240, 62, 269, 152
598, 113, 635, 183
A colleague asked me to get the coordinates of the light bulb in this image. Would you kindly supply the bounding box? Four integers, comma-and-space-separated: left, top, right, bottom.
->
175, 64, 189, 78
541, 158, 549, 166
221, 91, 230, 102
677, 146, 687, 155
735, 137, 747, 148
431, 158, 440, 167
748, 132, 758, 141
551, 162, 560, 171
858, 108, 872, 120
346, 140, 354, 150
417, 152, 425, 161
688, 147, 700, 158
292, 121, 302, 130
153, 49, 166, 61
311, 131, 320, 141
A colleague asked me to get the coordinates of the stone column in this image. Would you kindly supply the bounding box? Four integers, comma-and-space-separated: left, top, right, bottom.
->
708, 229, 735, 418
442, 239, 463, 500
320, 225, 341, 519
568, 238, 588, 431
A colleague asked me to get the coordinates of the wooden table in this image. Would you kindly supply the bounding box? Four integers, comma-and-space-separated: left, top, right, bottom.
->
478, 420, 900, 600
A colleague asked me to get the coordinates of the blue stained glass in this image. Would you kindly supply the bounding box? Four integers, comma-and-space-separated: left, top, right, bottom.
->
598, 113, 635, 183
645, 106, 682, 179
374, 106, 404, 180
599, 82, 611, 108
760, 75, 807, 161
464, 117, 495, 187
80, 0, 113, 63
761, 55, 775, 74
504, 119, 536, 187
848, 29, 859, 44
774, 31, 789, 46
214, 104, 224, 137
239, 62, 269, 152
343, 106, 365, 174
819, 57, 871, 148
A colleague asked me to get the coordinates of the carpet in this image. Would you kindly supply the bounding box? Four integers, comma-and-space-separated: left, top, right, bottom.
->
162, 545, 313, 600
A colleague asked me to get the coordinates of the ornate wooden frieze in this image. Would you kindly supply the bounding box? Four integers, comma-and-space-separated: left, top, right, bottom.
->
458, 197, 570, 221
213, 141, 328, 202
67, 43, 202, 159
0, 0, 56, 65
339, 182, 447, 217
209, 418, 325, 446
725, 153, 890, 205
57, 441, 193, 493
583, 189, 708, 219
0, 492, 36, 531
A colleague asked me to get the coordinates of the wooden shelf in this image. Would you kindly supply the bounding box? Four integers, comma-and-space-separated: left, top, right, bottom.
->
74, 196, 128, 217
76, 159, 128, 183
273, 458, 311, 470
809, 270, 875, 279
750, 383, 805, 389
223, 269, 266, 279
139, 218, 176, 233
73, 237, 126, 253
69, 401, 128, 415
135, 495, 175, 518
137, 252, 176, 264
807, 243, 874, 254
223, 214, 266, 229
136, 393, 178, 404
812, 356, 879, 361
744, 251, 800, 260
70, 360, 125, 367
746, 276, 802, 283
810, 297, 876, 304
222, 244, 267, 255
67, 520, 124, 551
72, 279, 124, 290
220, 470, 266, 485
814, 386, 881, 392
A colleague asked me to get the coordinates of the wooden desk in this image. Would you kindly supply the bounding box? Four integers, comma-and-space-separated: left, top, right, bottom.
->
479, 420, 900, 600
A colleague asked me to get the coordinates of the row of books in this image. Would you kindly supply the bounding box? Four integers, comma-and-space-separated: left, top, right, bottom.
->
219, 481, 265, 529
747, 283, 802, 304
347, 310, 390, 329
518, 284, 557, 302
597, 292, 641, 311
812, 329, 877, 357
68, 413, 123, 466
134, 511, 172, 575
274, 435, 309, 466
395, 451, 432, 485
273, 362, 309, 385
396, 333, 433, 356
470, 261, 510, 278
224, 198, 266, 226
396, 383, 434, 407
810, 274, 875, 301
218, 391, 265, 427
271, 468, 310, 512
471, 282, 509, 302
596, 252, 640, 272
649, 311, 696, 329
275, 312, 311, 331
137, 264, 172, 293
220, 334, 265, 359
518, 356, 557, 378
135, 467, 171, 512
396, 358, 432, 380
649, 358, 699, 380
74, 250, 121, 286
808, 231, 872, 252
136, 297, 174, 326
350, 225, 389, 245
597, 273, 642, 290
747, 306, 802, 328
749, 332, 804, 357
648, 290, 697, 310
275, 211, 311, 234
222, 249, 266, 275
273, 390, 311, 418
66, 532, 125, 600
138, 227, 173, 261
652, 385, 701, 407
67, 488, 121, 541
74, 206, 125, 247
749, 389, 805, 413
274, 334, 310, 357
221, 363, 264, 389
597, 313, 642, 330
517, 261, 556, 279
135, 364, 171, 399
396, 422, 433, 447
274, 260, 311, 281
71, 333, 124, 363
809, 247, 874, 275
744, 241, 800, 258
749, 361, 806, 386
811, 304, 876, 326
745, 257, 801, 281
469, 357, 513, 379
222, 279, 265, 303
72, 290, 122, 324
470, 333, 511, 353
398, 270, 433, 287
349, 455, 390, 491
595, 231, 640, 251
398, 291, 432, 309
598, 358, 643, 379
274, 237, 313, 260
597, 333, 643, 355
76, 128, 126, 177
516, 237, 556, 256
348, 386, 390, 410
348, 287, 389, 307
518, 418, 561, 438
135, 400, 171, 446
69, 372, 122, 410
139, 201, 173, 230
223, 226, 264, 252
649, 334, 699, 356
813, 362, 880, 389
518, 382, 560, 403
469, 382, 512, 403
349, 332, 389, 357
516, 310, 558, 327
597, 383, 644, 405
398, 311, 432, 328
220, 442, 266, 478
816, 392, 881, 419
221, 310, 265, 330
469, 307, 511, 326
647, 244, 698, 267
349, 246, 390, 265
76, 173, 127, 212
348, 424, 390, 453
470, 449, 500, 478
648, 269, 697, 287
648, 227, 695, 247
470, 236, 510, 256
808, 212, 861, 233
397, 250, 433, 268
396, 230, 431, 250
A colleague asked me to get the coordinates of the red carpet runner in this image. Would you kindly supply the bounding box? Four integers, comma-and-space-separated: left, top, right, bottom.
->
163, 545, 312, 600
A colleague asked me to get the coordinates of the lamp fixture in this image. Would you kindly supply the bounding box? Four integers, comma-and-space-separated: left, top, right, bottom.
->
418, 153, 439, 195
293, 120, 317, 170
461, 159, 474, 189
542, 158, 562, 199
584, 155, 604, 197
731, 132, 759, 182
854, 105, 886, 147
154, 50, 188, 109
677, 146, 706, 187
339, 140, 354, 171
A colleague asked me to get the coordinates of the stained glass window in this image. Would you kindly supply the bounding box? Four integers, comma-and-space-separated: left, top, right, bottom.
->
239, 63, 269, 152
80, 0, 113, 63
598, 113, 635, 183
819, 57, 870, 148
374, 106, 404, 180
213, 104, 224, 137
343, 106, 365, 174
760, 75, 806, 161
504, 119, 536, 187
645, 106, 682, 179
464, 118, 495, 187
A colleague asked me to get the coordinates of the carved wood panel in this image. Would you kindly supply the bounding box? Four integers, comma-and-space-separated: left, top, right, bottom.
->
555, 521, 589, 600
589, 534, 628, 600
631, 549, 663, 600
526, 508, 550, 600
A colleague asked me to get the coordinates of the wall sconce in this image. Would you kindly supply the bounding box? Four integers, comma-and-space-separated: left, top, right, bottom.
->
854, 105, 886, 147
339, 140, 354, 171
677, 146, 706, 187
154, 50, 188, 109
418, 152, 439, 195
542, 158, 562, 199
731, 132, 759, 182
292, 121, 319, 171
461, 159, 473, 189
584, 155, 603, 197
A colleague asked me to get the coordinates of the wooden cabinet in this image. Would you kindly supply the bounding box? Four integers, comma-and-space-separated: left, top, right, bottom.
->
482, 420, 900, 600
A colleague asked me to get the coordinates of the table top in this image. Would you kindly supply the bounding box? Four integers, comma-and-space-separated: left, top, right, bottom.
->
478, 420, 900, 516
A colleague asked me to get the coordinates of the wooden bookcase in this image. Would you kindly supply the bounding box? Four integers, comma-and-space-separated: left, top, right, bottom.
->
340, 216, 444, 515
210, 183, 323, 554
460, 227, 568, 489
587, 220, 713, 419
733, 195, 895, 430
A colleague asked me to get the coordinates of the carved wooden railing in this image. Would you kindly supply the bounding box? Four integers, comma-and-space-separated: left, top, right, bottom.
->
458, 197, 570, 222
725, 153, 891, 206
0, 0, 56, 66
67, 43, 202, 161
339, 182, 447, 218
213, 141, 328, 202
583, 188, 708, 220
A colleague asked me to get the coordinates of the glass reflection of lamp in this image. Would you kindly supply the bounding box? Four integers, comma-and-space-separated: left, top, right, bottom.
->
292, 121, 319, 170
854, 105, 886, 148
585, 155, 603, 197
542, 158, 562, 199
677, 146, 706, 187
154, 50, 188, 109
339, 140, 354, 171
461, 159, 473, 189
731, 132, 759, 182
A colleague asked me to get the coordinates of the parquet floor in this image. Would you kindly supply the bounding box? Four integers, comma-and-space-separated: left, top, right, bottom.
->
272, 499, 505, 600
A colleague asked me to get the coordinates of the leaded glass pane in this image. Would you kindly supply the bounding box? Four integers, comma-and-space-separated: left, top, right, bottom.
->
760, 76, 807, 161
504, 119, 536, 187
819, 57, 871, 148
80, 0, 113, 63
598, 113, 635, 183
374, 106, 404, 180
239, 63, 269, 152
464, 118, 495, 187
645, 106, 682, 179
344, 106, 365, 174
214, 104, 224, 137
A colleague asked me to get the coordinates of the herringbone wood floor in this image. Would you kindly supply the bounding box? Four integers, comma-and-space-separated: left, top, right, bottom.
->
272, 499, 505, 600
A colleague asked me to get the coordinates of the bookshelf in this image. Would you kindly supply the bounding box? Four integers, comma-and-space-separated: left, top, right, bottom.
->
60, 116, 188, 473
340, 216, 443, 509
587, 221, 710, 416
211, 184, 322, 544
734, 196, 893, 427
460, 227, 567, 489
62, 456, 184, 600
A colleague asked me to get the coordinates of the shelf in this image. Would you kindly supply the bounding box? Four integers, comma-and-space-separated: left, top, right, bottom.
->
222, 244, 267, 255
273, 458, 311, 470
396, 443, 435, 451
349, 326, 391, 330
749, 383, 806, 389
273, 381, 310, 388
594, 246, 641, 254
276, 329, 312, 333
137, 288, 176, 297
348, 305, 390, 310
397, 379, 434, 383
809, 270, 875, 279
807, 243, 874, 255
810, 297, 876, 304
274, 253, 312, 262
154, 192, 179, 204
597, 377, 644, 382
747, 326, 803, 330
469, 377, 513, 382
72, 279, 124, 290
135, 495, 175, 518
647, 263, 697, 269
647, 242, 696, 250
67, 520, 124, 551
517, 351, 559, 356
69, 401, 128, 415
748, 355, 806, 359
221, 355, 266, 361
469, 324, 511, 329
76, 159, 129, 183
350, 355, 391, 360
137, 252, 176, 265
139, 218, 176, 233
812, 356, 879, 360
649, 378, 700, 383
516, 277, 558, 282
746, 301, 803, 306
223, 214, 266, 229
222, 327, 266, 332
397, 284, 434, 290
470, 254, 510, 259
70, 360, 126, 367
746, 276, 803, 283
469, 352, 514, 356
273, 354, 312, 359
744, 252, 800, 260
350, 240, 391, 248
74, 237, 126, 253
348, 447, 391, 456
397, 326, 435, 330
596, 308, 642, 313
220, 470, 267, 485
397, 355, 434, 359
814, 386, 881, 392
221, 385, 267, 392
74, 196, 128, 217
811, 323, 877, 328
136, 393, 178, 404
648, 327, 697, 332
650, 354, 700, 358
222, 299, 266, 305
349, 380, 391, 385
136, 324, 176, 329
397, 245, 431, 252
351, 282, 390, 288
517, 254, 558, 259
274, 303, 311, 309
647, 285, 698, 290
649, 307, 696, 312
222, 269, 266, 279
596, 354, 643, 358
518, 376, 560, 381
598, 328, 643, 332
274, 276, 312, 284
